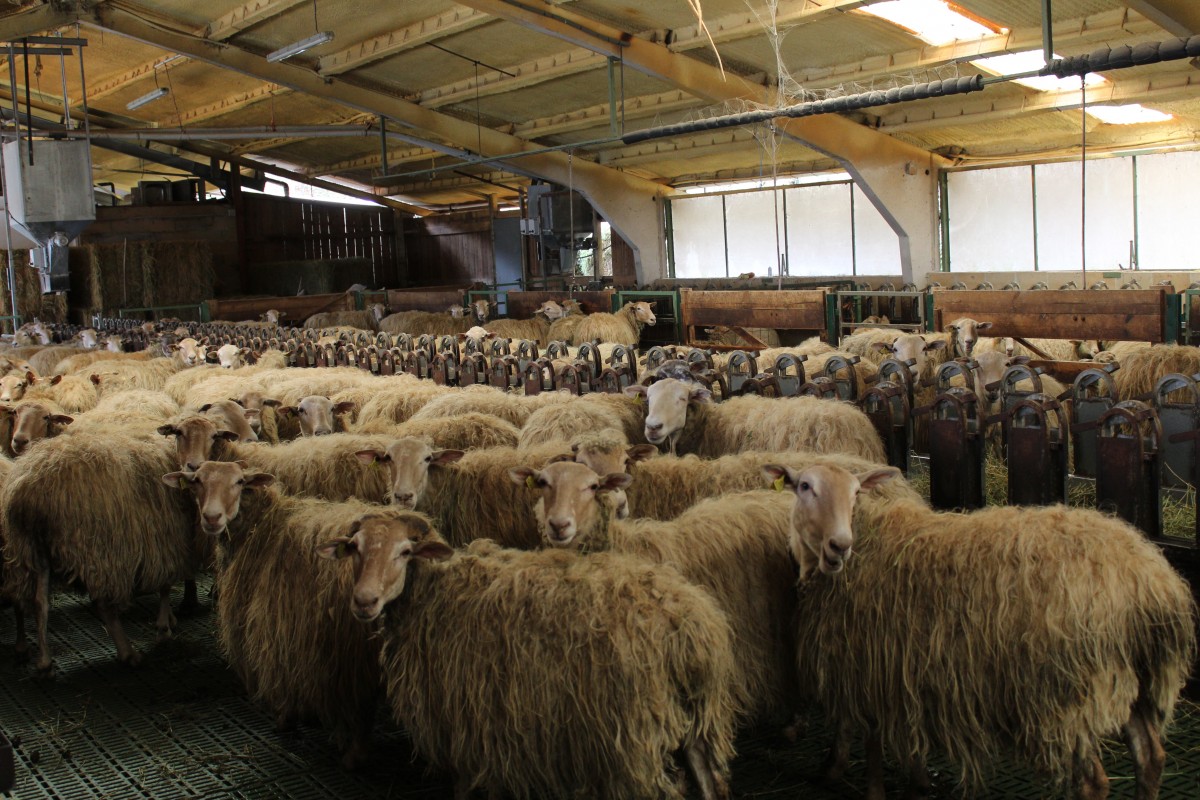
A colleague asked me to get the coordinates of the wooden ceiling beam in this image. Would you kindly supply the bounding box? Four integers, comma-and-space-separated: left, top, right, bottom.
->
205, 0, 311, 42
318, 4, 492, 76
1125, 0, 1200, 37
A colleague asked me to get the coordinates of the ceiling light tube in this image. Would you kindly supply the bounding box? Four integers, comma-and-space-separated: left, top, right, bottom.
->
126, 86, 169, 111
265, 31, 333, 63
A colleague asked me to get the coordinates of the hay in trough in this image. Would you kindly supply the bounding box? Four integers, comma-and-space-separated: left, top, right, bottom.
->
80, 240, 214, 315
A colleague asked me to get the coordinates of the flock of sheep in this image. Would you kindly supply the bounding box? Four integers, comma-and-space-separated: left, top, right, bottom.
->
0, 308, 1196, 800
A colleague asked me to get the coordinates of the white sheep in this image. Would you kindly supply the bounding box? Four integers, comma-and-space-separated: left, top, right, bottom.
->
319, 514, 737, 798
572, 301, 656, 346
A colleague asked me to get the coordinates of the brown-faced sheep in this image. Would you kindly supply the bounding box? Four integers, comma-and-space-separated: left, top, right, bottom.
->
770, 462, 1197, 799
2, 430, 208, 672
21, 373, 101, 413
199, 399, 258, 443
276, 396, 356, 438
481, 300, 562, 345
2, 400, 74, 456
571, 301, 656, 346
229, 434, 392, 503
322, 517, 737, 799
163, 462, 403, 768
86, 358, 183, 395
625, 378, 885, 462
546, 299, 586, 344
27, 346, 89, 376
511, 458, 795, 727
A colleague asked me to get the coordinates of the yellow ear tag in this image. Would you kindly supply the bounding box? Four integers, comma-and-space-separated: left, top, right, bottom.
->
525, 475, 537, 490
772, 476, 786, 492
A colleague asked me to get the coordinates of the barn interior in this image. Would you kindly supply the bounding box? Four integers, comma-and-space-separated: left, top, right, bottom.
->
1, 1, 1200, 798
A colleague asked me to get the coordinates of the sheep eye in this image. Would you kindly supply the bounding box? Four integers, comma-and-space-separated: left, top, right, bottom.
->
799, 481, 811, 492
424, 455, 432, 463
536, 478, 548, 488
298, 408, 307, 414
236, 479, 245, 486
588, 484, 599, 491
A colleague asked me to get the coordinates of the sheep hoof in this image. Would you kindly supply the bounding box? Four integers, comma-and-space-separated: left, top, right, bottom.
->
34, 660, 55, 678
122, 650, 143, 668
156, 627, 174, 644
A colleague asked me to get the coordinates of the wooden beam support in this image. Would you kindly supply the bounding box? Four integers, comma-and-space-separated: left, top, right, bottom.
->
205, 0, 311, 41
173, 83, 290, 126
318, 5, 491, 76
0, 2, 78, 40
1125, 0, 1200, 37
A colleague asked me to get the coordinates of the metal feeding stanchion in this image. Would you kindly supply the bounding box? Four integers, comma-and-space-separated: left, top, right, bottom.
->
990, 395, 1069, 506
1150, 373, 1200, 489
1079, 401, 1163, 539
859, 381, 911, 474
1068, 365, 1119, 478
913, 386, 986, 511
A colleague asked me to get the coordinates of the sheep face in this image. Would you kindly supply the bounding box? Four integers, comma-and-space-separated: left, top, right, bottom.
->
157, 416, 239, 471
871, 333, 946, 379
215, 344, 250, 369
630, 302, 656, 326
571, 442, 657, 520
448, 305, 467, 319
278, 396, 356, 436
1072, 340, 1100, 360
173, 338, 207, 366
355, 438, 464, 509
537, 300, 564, 320
971, 351, 1008, 408
316, 514, 453, 621
163, 461, 274, 537
104, 336, 124, 353
762, 463, 899, 580
261, 309, 281, 323
9, 402, 72, 454
471, 299, 491, 324
200, 400, 258, 444
368, 303, 387, 323
235, 392, 280, 436
560, 299, 582, 316
509, 461, 632, 546
624, 379, 711, 452
945, 318, 992, 357
0, 372, 32, 402
77, 329, 99, 349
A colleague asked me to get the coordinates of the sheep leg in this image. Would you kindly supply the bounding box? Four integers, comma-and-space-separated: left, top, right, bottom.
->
820, 721, 852, 783
1073, 750, 1111, 800
864, 728, 886, 800
155, 587, 177, 642
1123, 702, 1166, 800
903, 754, 932, 799
683, 741, 723, 800
12, 601, 28, 660
338, 698, 376, 771
95, 600, 141, 667
33, 567, 53, 674
177, 578, 200, 617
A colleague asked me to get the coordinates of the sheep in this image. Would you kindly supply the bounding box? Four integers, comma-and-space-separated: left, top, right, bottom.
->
233, 390, 280, 438
512, 458, 798, 726
407, 383, 571, 428
74, 329, 101, 349
53, 349, 154, 376
2, 400, 74, 455
625, 378, 885, 462
162, 461, 401, 768
277, 395, 356, 438
86, 358, 183, 395
1111, 343, 1200, 400
389, 411, 520, 451
354, 440, 566, 547
702, 325, 782, 348
481, 300, 562, 345
18, 373, 101, 413
2, 430, 209, 672
0, 372, 50, 402
572, 301, 656, 346
0, 455, 23, 656
199, 399, 257, 443
172, 337, 208, 367
623, 449, 922, 521
518, 392, 648, 449
380, 300, 491, 336
27, 345, 88, 376
321, 515, 738, 799
769, 461, 1197, 799
73, 389, 180, 432
214, 343, 251, 369
840, 328, 947, 382
350, 378, 451, 433
162, 350, 289, 408
301, 309, 378, 331
546, 299, 586, 343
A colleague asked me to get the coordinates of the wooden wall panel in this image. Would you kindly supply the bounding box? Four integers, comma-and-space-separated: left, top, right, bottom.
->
680, 288, 828, 332
932, 289, 1171, 342
403, 209, 495, 287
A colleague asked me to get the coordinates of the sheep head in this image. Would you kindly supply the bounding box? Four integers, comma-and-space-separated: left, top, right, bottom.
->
509, 460, 631, 546
9, 401, 72, 454
470, 298, 492, 324
871, 333, 946, 380
537, 300, 565, 320
355, 437, 464, 509
630, 302, 656, 326
163, 460, 274, 537
234, 392, 280, 436
762, 463, 899, 581
624, 378, 711, 454
316, 514, 452, 622
157, 415, 239, 471
570, 437, 656, 520
277, 396, 356, 436
944, 318, 992, 357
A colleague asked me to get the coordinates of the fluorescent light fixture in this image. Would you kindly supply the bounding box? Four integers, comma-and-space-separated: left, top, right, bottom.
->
860, 0, 994, 46
266, 31, 333, 63
972, 50, 1107, 91
1085, 104, 1173, 125
126, 86, 169, 111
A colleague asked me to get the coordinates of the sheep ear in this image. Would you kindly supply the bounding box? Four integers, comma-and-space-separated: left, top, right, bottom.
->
547, 453, 574, 464
430, 449, 464, 466
315, 537, 356, 560
162, 471, 193, 489
688, 385, 712, 404
623, 384, 648, 399
49, 415, 74, 426
24, 371, 35, 382
857, 467, 901, 492
262, 398, 281, 407
277, 406, 297, 418
49, 375, 62, 386
333, 401, 357, 415
243, 472, 275, 490
198, 403, 213, 412
217, 430, 240, 442
157, 424, 180, 437
976, 322, 992, 330
412, 540, 454, 562
598, 473, 633, 492
354, 449, 386, 465
509, 467, 538, 487
90, 374, 102, 385
626, 444, 658, 463
762, 464, 796, 491
924, 340, 947, 352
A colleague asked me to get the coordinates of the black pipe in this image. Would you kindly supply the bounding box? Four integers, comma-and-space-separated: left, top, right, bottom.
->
1047, 34, 1200, 77
621, 76, 984, 146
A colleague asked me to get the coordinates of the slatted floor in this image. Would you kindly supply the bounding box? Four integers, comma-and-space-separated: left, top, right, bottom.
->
0, 579, 1197, 799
